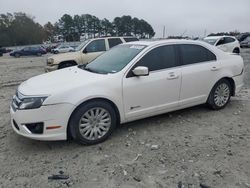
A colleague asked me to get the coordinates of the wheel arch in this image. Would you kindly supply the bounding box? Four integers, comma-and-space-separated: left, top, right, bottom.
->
67, 97, 121, 139
233, 47, 240, 54
209, 77, 236, 98
58, 60, 78, 69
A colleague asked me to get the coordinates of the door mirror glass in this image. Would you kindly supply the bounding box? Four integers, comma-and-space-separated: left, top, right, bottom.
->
132, 66, 149, 76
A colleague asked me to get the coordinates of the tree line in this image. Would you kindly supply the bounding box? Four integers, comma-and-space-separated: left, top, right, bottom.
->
0, 12, 155, 46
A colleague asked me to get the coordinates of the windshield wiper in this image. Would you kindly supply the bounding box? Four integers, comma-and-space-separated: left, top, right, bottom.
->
78, 64, 108, 74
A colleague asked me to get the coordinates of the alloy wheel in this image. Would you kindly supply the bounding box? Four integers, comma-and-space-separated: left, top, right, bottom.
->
78, 107, 111, 141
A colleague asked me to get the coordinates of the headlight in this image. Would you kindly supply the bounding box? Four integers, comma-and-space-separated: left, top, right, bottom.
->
19, 97, 47, 110
47, 58, 54, 65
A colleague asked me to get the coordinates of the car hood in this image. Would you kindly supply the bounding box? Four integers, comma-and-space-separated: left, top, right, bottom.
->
51, 51, 79, 62
18, 66, 107, 96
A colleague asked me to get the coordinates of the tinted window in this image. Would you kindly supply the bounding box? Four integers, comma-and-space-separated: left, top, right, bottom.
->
224, 37, 235, 44
85, 39, 106, 53
124, 37, 139, 42
180, 44, 216, 65
108, 38, 123, 48
136, 45, 177, 71
216, 38, 225, 46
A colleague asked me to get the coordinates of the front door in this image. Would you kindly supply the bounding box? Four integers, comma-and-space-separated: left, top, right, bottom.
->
123, 45, 181, 121
81, 39, 107, 64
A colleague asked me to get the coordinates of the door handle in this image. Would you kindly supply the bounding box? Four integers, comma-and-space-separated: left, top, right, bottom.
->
167, 72, 179, 80
211, 66, 220, 71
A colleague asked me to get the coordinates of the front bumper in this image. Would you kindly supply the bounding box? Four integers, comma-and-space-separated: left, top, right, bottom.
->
45, 65, 58, 72
10, 103, 75, 141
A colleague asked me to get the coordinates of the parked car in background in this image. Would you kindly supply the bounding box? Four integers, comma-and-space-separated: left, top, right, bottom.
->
43, 44, 59, 53
240, 36, 250, 48
45, 36, 139, 72
0, 46, 12, 56
11, 40, 244, 144
236, 33, 250, 42
10, 46, 47, 58
51, 44, 75, 54
0, 46, 4, 56
203, 36, 240, 54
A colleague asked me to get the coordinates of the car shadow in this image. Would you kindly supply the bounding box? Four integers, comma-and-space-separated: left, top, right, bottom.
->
10, 100, 239, 153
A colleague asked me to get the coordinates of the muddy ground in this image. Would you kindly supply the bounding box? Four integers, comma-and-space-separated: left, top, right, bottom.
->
0, 49, 250, 188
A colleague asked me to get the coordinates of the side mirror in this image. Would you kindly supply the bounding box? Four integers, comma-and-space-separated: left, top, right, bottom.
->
82, 48, 88, 54
132, 66, 149, 76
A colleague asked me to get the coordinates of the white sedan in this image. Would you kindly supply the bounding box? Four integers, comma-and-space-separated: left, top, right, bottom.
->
203, 36, 240, 54
51, 45, 74, 54
10, 40, 244, 145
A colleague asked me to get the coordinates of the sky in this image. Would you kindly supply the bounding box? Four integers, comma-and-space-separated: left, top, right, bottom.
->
0, 0, 249, 38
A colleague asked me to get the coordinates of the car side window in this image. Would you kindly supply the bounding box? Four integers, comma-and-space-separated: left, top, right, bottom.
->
108, 38, 123, 48
85, 39, 106, 53
135, 45, 177, 72
224, 37, 235, 44
179, 44, 216, 65
216, 38, 225, 46
124, 37, 139, 42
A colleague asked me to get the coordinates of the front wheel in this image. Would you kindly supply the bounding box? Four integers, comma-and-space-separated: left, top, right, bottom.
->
15, 53, 20, 58
207, 79, 232, 110
69, 100, 117, 145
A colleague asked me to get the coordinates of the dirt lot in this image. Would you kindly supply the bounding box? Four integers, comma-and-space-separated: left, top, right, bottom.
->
0, 49, 250, 188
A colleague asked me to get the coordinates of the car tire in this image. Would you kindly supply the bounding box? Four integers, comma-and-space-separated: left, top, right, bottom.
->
37, 52, 42, 56
207, 79, 232, 110
69, 100, 117, 145
14, 53, 20, 58
54, 51, 59, 54
233, 48, 240, 54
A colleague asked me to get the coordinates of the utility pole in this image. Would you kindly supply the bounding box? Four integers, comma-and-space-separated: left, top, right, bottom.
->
163, 26, 165, 38
204, 29, 207, 38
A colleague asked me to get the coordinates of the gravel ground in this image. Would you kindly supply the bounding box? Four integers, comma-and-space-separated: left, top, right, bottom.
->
0, 49, 250, 188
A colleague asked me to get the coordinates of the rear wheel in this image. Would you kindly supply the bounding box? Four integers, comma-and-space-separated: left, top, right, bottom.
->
37, 52, 42, 56
233, 48, 240, 54
207, 79, 232, 110
69, 100, 117, 145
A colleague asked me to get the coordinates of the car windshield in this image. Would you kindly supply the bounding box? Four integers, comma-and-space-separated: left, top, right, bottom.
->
75, 40, 90, 51
80, 44, 146, 74
203, 38, 218, 45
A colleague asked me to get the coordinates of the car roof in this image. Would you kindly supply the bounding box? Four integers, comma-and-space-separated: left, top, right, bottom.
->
205, 35, 235, 40
121, 39, 211, 47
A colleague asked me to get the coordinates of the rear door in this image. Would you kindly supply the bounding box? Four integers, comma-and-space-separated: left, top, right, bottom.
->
123, 44, 181, 120
178, 44, 219, 107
